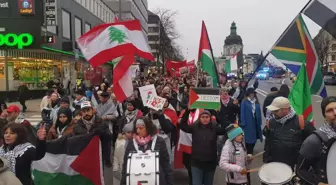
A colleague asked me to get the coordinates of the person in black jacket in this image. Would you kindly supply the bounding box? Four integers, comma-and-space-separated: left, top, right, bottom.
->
0, 123, 46, 185
180, 109, 227, 185
262, 87, 279, 118
296, 96, 336, 185
121, 117, 173, 185
71, 101, 112, 167
263, 97, 315, 170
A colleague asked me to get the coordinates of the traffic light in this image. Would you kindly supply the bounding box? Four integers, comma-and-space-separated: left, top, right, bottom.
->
43, 36, 55, 44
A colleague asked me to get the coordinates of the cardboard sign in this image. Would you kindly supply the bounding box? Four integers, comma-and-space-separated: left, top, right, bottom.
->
146, 96, 166, 111
139, 84, 157, 104
189, 87, 220, 110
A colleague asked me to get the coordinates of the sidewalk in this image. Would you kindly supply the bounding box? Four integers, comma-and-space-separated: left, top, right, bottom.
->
7, 99, 41, 114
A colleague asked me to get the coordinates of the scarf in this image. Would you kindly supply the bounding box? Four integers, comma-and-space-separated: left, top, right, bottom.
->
0, 143, 35, 174
247, 97, 256, 116
319, 122, 336, 139
221, 95, 231, 106
274, 108, 296, 124
134, 134, 152, 146
82, 115, 96, 131
125, 109, 138, 124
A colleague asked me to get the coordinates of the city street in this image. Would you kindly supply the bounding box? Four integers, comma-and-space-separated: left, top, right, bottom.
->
8, 78, 336, 185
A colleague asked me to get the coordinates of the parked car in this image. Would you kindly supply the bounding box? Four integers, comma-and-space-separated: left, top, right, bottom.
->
256, 71, 269, 80
324, 75, 336, 85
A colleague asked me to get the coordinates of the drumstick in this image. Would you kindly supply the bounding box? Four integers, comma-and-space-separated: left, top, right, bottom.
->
251, 151, 265, 159
247, 168, 260, 173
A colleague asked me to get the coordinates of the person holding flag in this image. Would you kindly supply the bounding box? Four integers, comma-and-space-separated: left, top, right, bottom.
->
0, 123, 47, 185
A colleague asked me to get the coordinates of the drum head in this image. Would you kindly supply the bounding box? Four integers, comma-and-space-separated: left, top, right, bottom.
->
327, 139, 336, 184
258, 162, 293, 184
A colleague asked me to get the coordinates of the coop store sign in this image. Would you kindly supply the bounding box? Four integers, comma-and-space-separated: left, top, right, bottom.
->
0, 33, 33, 49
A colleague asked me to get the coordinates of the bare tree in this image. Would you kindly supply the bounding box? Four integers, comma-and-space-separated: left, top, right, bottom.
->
152, 8, 184, 72
313, 29, 333, 72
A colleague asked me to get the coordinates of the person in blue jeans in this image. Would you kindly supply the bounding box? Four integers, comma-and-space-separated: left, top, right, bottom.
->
180, 109, 228, 185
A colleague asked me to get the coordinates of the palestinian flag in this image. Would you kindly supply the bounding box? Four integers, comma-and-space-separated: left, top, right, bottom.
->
271, 14, 327, 98
32, 135, 104, 185
304, 0, 336, 39
77, 20, 154, 102
189, 88, 220, 110
198, 21, 219, 87
289, 65, 313, 122
225, 51, 239, 73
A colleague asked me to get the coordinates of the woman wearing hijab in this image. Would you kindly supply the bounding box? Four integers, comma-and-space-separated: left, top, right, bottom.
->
240, 87, 263, 155
48, 107, 74, 140
121, 117, 173, 185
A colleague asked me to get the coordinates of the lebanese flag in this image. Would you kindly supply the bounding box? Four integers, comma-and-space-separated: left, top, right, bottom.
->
77, 20, 154, 67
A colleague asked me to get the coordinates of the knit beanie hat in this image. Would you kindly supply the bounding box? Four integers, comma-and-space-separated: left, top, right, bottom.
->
226, 124, 244, 141
199, 110, 211, 117
321, 96, 336, 117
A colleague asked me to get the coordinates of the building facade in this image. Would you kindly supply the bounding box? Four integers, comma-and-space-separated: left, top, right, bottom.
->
103, 0, 148, 34
326, 39, 336, 72
147, 10, 160, 60
223, 22, 243, 57
0, 0, 115, 99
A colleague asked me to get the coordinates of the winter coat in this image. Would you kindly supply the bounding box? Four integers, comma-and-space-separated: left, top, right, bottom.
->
0, 140, 46, 185
121, 136, 173, 185
0, 157, 22, 185
240, 99, 263, 144
180, 109, 227, 170
219, 140, 248, 184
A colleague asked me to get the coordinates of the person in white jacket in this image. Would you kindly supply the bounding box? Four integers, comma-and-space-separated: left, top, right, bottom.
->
219, 124, 253, 185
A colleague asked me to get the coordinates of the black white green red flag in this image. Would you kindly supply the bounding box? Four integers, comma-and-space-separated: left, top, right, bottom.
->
32, 135, 104, 185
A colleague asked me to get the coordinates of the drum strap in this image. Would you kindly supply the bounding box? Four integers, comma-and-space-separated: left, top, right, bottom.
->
313, 130, 329, 144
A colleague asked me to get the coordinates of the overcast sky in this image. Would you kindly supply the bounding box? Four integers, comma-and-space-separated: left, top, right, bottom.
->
148, 0, 321, 62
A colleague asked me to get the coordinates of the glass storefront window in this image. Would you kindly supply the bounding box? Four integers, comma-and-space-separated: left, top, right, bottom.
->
6, 57, 62, 90
0, 60, 5, 91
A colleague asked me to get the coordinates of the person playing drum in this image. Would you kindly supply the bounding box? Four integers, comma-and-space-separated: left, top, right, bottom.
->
219, 124, 252, 185
296, 96, 336, 185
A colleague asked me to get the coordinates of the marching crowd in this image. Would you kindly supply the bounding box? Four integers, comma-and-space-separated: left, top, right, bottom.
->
0, 69, 335, 185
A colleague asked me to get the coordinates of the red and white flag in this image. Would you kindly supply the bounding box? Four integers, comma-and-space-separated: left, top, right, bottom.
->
77, 20, 154, 67
77, 20, 154, 102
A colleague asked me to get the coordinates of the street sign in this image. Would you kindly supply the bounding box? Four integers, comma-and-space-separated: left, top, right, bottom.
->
45, 0, 57, 26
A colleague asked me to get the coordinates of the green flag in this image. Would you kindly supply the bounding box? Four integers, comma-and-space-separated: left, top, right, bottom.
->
288, 66, 313, 122
198, 21, 219, 86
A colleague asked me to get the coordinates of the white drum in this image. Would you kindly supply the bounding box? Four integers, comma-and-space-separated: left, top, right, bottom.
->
326, 139, 336, 184
126, 135, 160, 185
258, 162, 293, 185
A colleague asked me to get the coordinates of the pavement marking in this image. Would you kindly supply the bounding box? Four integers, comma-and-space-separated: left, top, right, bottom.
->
256, 89, 267, 97
26, 115, 42, 126
31, 115, 42, 118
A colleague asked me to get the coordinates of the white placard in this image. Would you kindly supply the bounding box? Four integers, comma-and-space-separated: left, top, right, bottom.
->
139, 84, 157, 104
146, 96, 166, 111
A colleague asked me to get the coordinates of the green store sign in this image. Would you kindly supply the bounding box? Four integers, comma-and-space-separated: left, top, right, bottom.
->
0, 33, 33, 49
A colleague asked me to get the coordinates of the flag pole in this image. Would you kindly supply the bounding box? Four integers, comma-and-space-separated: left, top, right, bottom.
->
245, 0, 313, 87
196, 60, 200, 86
204, 25, 221, 88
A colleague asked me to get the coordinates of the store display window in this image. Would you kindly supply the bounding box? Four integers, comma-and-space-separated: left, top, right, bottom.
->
6, 57, 62, 90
